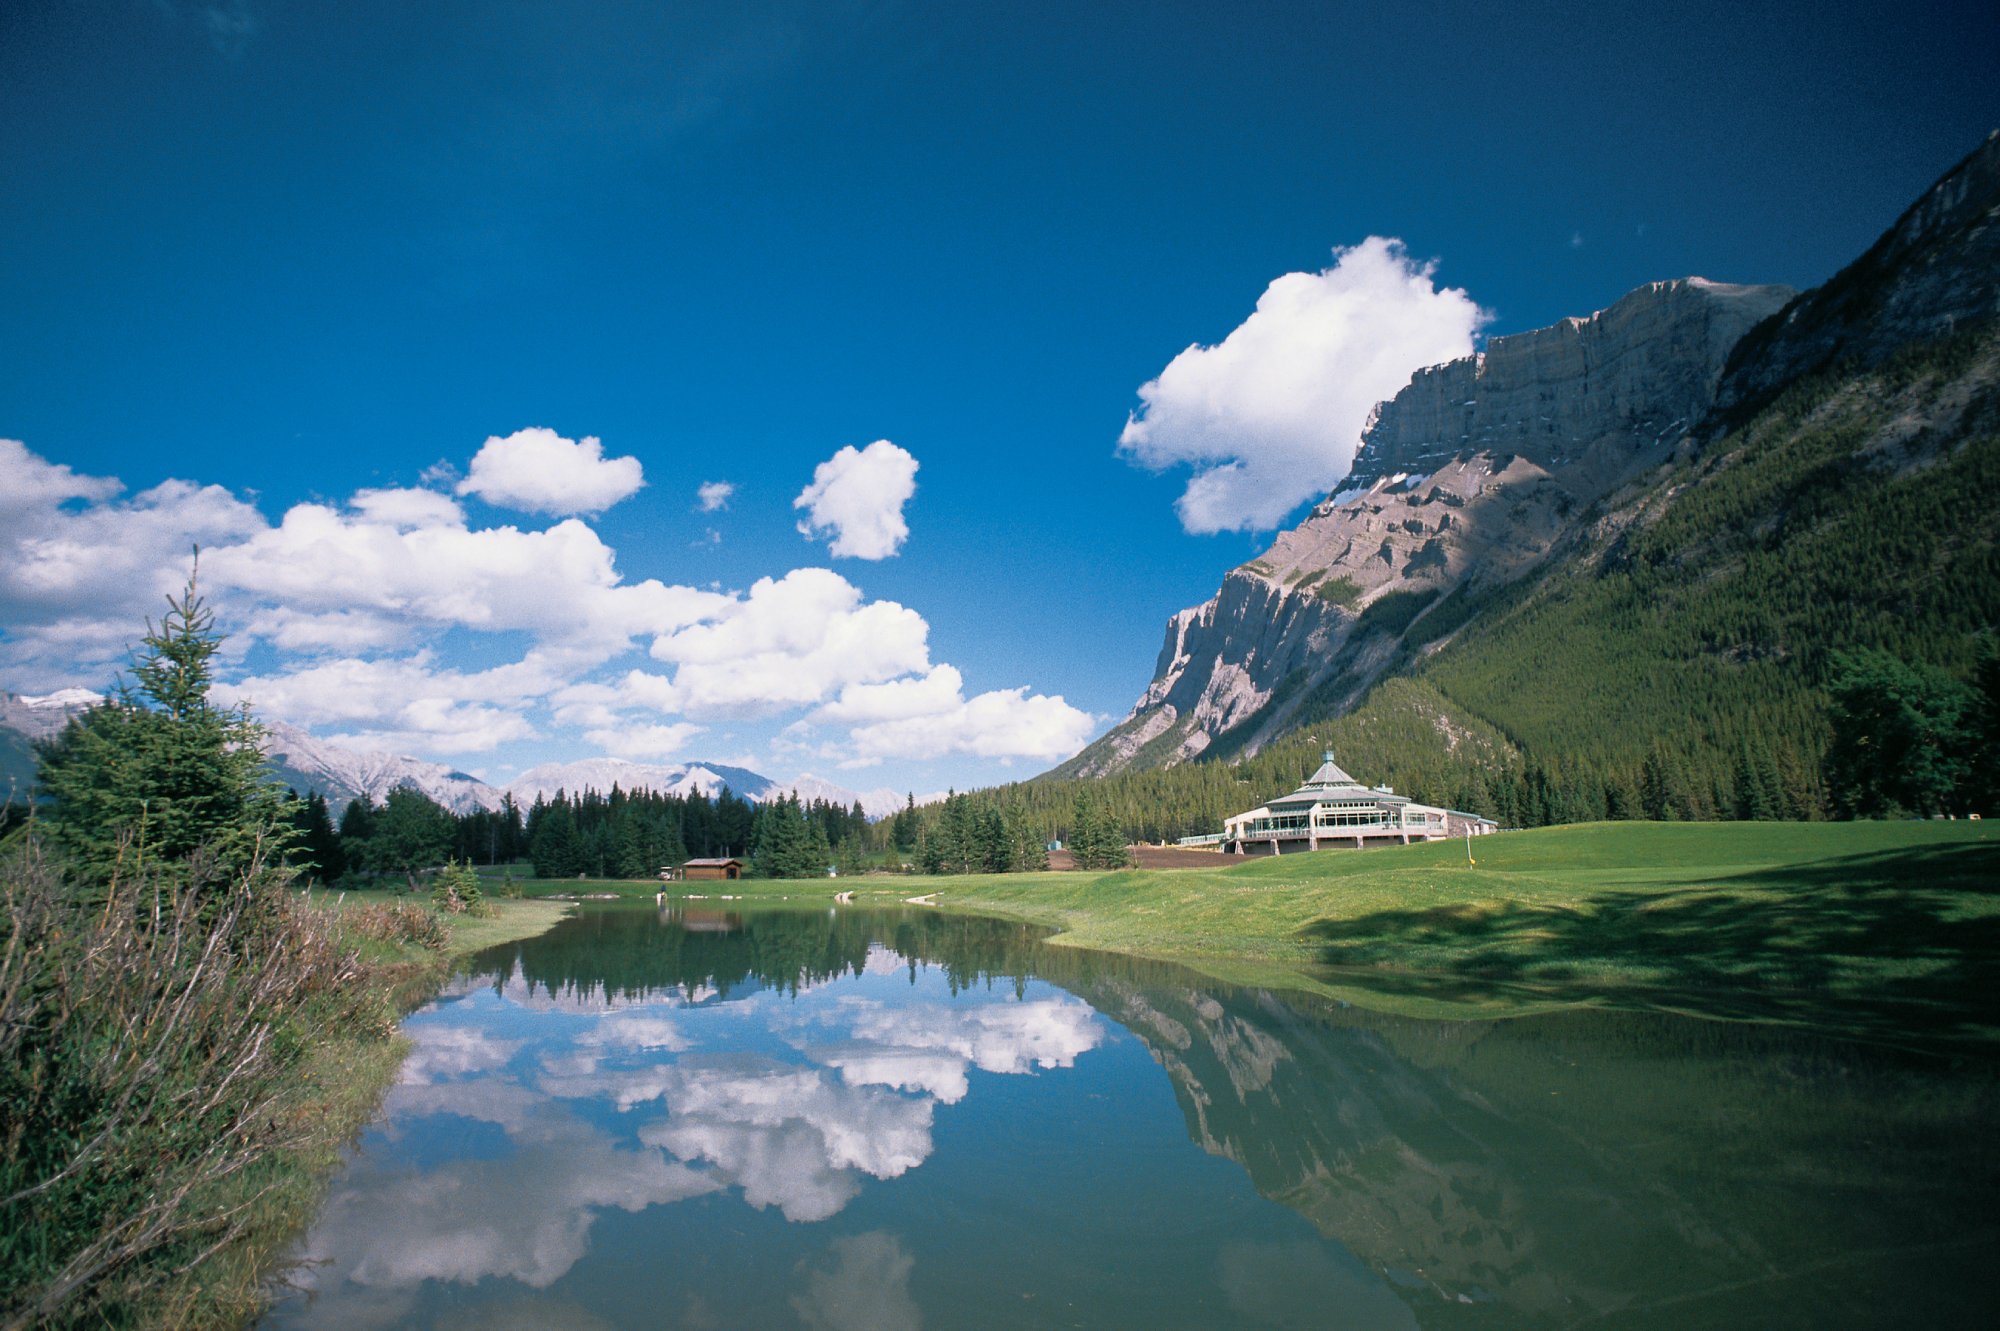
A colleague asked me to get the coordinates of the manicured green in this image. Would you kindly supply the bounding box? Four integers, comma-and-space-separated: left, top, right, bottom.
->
898, 820, 1999, 1043
396, 821, 2000, 1043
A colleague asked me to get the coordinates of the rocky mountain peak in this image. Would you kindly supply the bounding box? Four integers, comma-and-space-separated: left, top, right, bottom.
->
0, 688, 105, 741
1344, 275, 1795, 497
1059, 274, 1795, 778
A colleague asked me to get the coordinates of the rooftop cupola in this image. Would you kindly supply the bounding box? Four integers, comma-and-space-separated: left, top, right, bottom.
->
1301, 751, 1360, 789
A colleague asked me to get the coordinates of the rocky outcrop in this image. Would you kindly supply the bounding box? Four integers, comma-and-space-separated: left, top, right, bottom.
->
1349, 277, 1794, 490
1717, 131, 2000, 424
1065, 277, 1793, 776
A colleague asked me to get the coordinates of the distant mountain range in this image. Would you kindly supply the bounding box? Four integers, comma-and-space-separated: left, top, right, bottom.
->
0, 691, 911, 820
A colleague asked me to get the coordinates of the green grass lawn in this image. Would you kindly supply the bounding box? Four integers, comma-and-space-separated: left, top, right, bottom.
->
393, 822, 1999, 1043
301, 886, 576, 962
920, 821, 2000, 1043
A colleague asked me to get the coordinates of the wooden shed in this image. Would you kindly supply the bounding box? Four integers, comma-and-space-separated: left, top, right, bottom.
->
683, 857, 745, 882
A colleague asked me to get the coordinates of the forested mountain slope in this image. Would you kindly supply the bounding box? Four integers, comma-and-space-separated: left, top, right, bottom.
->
1039, 133, 1999, 834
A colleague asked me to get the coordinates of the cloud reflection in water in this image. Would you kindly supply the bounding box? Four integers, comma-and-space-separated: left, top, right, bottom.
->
271, 941, 1103, 1325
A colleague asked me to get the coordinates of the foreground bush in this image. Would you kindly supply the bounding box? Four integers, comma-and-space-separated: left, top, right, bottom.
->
0, 832, 384, 1330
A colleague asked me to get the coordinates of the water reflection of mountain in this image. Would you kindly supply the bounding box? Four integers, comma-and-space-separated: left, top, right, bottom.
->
462, 905, 1050, 1009
461, 906, 1999, 1327
1032, 948, 2000, 1330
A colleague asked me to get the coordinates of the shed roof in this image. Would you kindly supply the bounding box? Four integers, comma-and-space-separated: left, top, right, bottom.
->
683, 857, 744, 868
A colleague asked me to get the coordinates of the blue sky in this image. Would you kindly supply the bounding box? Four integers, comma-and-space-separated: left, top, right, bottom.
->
4, 0, 1996, 796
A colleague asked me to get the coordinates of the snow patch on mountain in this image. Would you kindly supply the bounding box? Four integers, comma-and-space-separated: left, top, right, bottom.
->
0, 688, 105, 741
261, 721, 505, 815
4, 689, 912, 821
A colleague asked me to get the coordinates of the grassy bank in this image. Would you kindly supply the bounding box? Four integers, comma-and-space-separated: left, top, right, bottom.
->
309, 889, 576, 962
165, 892, 575, 1325
772, 820, 1997, 1042
0, 863, 575, 1331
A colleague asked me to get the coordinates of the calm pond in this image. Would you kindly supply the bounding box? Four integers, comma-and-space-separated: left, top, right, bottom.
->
264, 903, 1999, 1329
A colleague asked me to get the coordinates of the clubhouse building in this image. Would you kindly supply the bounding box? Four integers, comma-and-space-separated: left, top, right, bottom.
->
1216, 753, 1496, 856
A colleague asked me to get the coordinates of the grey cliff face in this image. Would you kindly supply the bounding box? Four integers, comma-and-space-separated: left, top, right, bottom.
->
1350, 277, 1795, 492
1066, 277, 1794, 777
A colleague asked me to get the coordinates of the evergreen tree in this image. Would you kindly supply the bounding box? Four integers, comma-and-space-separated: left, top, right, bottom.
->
35, 568, 288, 891
337, 794, 377, 874
1069, 790, 1130, 870
613, 804, 655, 879
497, 794, 525, 863
580, 820, 613, 877
366, 786, 455, 890
1732, 740, 1782, 821
1603, 769, 1640, 820
974, 808, 1012, 874
894, 794, 918, 854
657, 809, 688, 866
530, 798, 584, 878
1640, 744, 1684, 821
1823, 650, 1979, 817
288, 789, 345, 882
1973, 641, 2000, 813
806, 819, 833, 878
1008, 804, 1050, 871
715, 789, 755, 856
915, 821, 942, 875
752, 795, 816, 878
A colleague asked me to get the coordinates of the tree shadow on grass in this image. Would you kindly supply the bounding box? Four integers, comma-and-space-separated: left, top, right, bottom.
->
1302, 841, 2000, 1050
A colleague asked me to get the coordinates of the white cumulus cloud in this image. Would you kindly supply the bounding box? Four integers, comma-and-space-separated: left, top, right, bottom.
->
0, 437, 122, 514
826, 679, 1098, 767
457, 427, 645, 516
648, 568, 930, 716
215, 652, 562, 754
583, 722, 705, 760
793, 440, 918, 560
696, 480, 734, 512
0, 443, 269, 689
1119, 237, 1486, 533
0, 435, 1098, 785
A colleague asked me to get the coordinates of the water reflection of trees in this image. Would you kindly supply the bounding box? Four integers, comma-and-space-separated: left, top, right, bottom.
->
462, 906, 1048, 1007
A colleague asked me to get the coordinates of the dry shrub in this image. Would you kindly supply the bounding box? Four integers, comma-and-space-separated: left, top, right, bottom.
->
0, 831, 379, 1330
341, 898, 449, 951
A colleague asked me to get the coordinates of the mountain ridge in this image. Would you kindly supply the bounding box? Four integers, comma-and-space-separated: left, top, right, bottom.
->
1062, 274, 1795, 777
0, 693, 908, 821
1057, 131, 2000, 816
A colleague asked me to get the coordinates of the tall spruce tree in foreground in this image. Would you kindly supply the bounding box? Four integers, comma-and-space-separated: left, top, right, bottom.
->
35, 565, 287, 894
2, 567, 361, 1328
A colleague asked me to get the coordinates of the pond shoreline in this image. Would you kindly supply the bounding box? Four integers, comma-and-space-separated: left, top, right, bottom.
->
262, 893, 2000, 1330
645, 820, 2000, 1048
242, 820, 1995, 1321
213, 896, 577, 1327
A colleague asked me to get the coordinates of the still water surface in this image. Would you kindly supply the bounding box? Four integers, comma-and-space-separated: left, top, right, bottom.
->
264, 903, 1999, 1329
